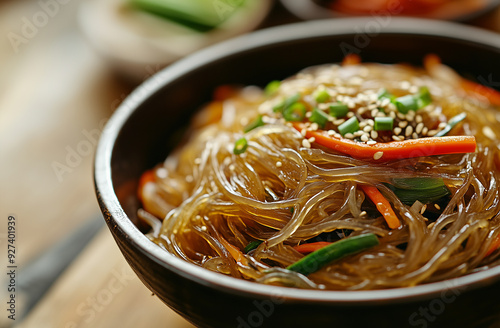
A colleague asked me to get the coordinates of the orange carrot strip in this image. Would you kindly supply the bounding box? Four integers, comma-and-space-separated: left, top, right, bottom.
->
486, 234, 500, 257
360, 185, 401, 229
219, 236, 249, 266
294, 241, 332, 254
292, 123, 476, 161
137, 169, 156, 202
342, 54, 361, 66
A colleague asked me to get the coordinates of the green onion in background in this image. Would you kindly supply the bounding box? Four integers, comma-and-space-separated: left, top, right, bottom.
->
309, 107, 330, 128
129, 0, 245, 31
283, 102, 306, 122
264, 80, 281, 97
314, 89, 330, 103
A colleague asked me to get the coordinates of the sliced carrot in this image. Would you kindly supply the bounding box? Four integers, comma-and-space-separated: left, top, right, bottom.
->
292, 123, 476, 161
137, 169, 156, 202
294, 241, 332, 254
219, 236, 249, 266
486, 234, 500, 257
360, 185, 401, 229
342, 54, 361, 66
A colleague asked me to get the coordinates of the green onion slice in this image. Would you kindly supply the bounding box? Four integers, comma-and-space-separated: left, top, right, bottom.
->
374, 117, 394, 131
286, 233, 379, 276
283, 102, 306, 122
244, 115, 265, 133
338, 116, 359, 136
314, 89, 330, 103
265, 80, 281, 96
329, 102, 349, 118
233, 137, 248, 155
395, 95, 419, 114
434, 113, 467, 137
309, 107, 330, 128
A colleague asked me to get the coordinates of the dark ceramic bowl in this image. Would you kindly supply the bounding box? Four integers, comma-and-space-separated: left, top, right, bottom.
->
95, 18, 500, 328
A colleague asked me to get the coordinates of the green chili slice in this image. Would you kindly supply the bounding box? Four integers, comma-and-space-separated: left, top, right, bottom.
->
283, 102, 306, 122
233, 137, 248, 155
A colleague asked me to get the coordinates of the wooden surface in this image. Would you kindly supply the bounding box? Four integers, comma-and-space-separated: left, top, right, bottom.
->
0, 0, 498, 327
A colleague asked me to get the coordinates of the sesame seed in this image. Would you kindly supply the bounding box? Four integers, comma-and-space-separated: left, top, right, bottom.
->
310, 123, 319, 131
427, 222, 436, 230
305, 112, 312, 118
327, 130, 336, 136
397, 113, 406, 120
302, 139, 311, 148
194, 158, 202, 165
389, 111, 396, 119
373, 151, 384, 160
333, 118, 346, 125
301, 129, 307, 137
420, 204, 427, 215
186, 175, 194, 183
367, 140, 377, 145
347, 102, 356, 109
483, 126, 496, 140
361, 134, 369, 142
344, 133, 354, 139
200, 226, 207, 231
240, 117, 249, 126
398, 121, 408, 128
360, 121, 367, 128
347, 112, 355, 118
387, 103, 397, 112
371, 130, 378, 139
409, 85, 419, 93
308, 137, 316, 143
427, 129, 438, 137
415, 115, 423, 123
405, 126, 413, 137
360, 211, 367, 216
363, 125, 372, 132
392, 135, 405, 141
400, 81, 411, 90
394, 127, 402, 135
416, 122, 424, 134
229, 164, 236, 171
438, 122, 447, 129
434, 204, 441, 210
405, 113, 415, 122
358, 107, 367, 115
367, 119, 374, 126
412, 132, 419, 139
376, 112, 386, 118
368, 104, 378, 110
354, 130, 364, 137
380, 98, 391, 107
276, 161, 282, 167
371, 109, 379, 117
422, 127, 428, 136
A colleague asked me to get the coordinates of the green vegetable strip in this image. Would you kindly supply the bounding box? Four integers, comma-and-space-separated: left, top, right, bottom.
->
274, 93, 301, 113
233, 137, 248, 155
374, 117, 394, 131
329, 102, 349, 117
287, 233, 379, 276
309, 107, 330, 128
314, 89, 330, 103
130, 0, 237, 31
283, 103, 306, 122
264, 80, 281, 96
387, 177, 451, 205
338, 116, 359, 136
434, 113, 467, 137
377, 88, 394, 100
417, 86, 432, 108
244, 115, 265, 133
244, 240, 262, 254
395, 95, 419, 114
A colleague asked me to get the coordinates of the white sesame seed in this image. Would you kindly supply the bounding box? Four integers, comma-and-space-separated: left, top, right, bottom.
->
415, 115, 423, 123
200, 226, 207, 231
347, 112, 355, 118
327, 130, 336, 136
360, 211, 367, 216
380, 98, 391, 107
371, 130, 378, 139
483, 126, 496, 140
376, 112, 386, 118
354, 130, 364, 137
420, 204, 427, 215
360, 121, 367, 128
409, 85, 419, 93
344, 133, 354, 139
194, 158, 202, 165
387, 103, 397, 112
302, 139, 311, 148
358, 107, 367, 115
416, 122, 424, 134
367, 119, 374, 126
434, 204, 441, 210
368, 104, 378, 110
363, 125, 372, 132
422, 127, 428, 136
394, 127, 402, 135
301, 129, 307, 137
405, 126, 413, 137
427, 222, 436, 230
412, 132, 419, 139
361, 134, 369, 142
347, 102, 356, 109
438, 122, 447, 129
389, 111, 396, 119
186, 175, 194, 183
427, 129, 438, 137
371, 109, 379, 117
367, 140, 377, 145
405, 113, 415, 122
276, 161, 282, 167
305, 112, 312, 118
308, 137, 316, 143
333, 118, 346, 125
400, 81, 411, 90
310, 123, 319, 131
373, 151, 384, 160
398, 121, 408, 128
397, 113, 406, 120
229, 164, 236, 171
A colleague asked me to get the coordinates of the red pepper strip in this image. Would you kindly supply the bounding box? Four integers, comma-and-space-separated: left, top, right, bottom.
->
360, 185, 401, 229
486, 235, 500, 257
294, 241, 332, 254
292, 123, 476, 161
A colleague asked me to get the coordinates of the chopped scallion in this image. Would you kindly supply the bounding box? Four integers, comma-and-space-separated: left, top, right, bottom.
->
273, 93, 301, 113
233, 137, 248, 155
244, 115, 265, 133
283, 102, 306, 122
434, 113, 467, 137
417, 86, 432, 108
395, 94, 419, 114
378, 88, 394, 100
314, 89, 330, 103
386, 177, 451, 205
374, 117, 394, 131
338, 116, 359, 136
265, 80, 281, 96
309, 107, 330, 128
244, 240, 262, 254
329, 102, 349, 118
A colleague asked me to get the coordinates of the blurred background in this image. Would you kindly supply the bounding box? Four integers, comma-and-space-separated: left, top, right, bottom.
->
0, 0, 499, 327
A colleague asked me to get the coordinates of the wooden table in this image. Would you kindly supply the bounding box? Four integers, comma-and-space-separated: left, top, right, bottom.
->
0, 1, 498, 327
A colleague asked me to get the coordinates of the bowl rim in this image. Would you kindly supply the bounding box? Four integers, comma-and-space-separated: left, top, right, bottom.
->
95, 17, 500, 304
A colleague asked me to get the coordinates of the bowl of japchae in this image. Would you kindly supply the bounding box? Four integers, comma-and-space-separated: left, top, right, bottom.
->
94, 18, 500, 328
